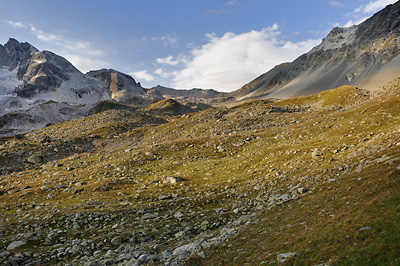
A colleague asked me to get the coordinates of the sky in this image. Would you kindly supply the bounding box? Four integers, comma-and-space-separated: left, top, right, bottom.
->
0, 0, 397, 92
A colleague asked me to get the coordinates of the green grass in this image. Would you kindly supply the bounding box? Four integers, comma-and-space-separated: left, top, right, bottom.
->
2, 83, 400, 265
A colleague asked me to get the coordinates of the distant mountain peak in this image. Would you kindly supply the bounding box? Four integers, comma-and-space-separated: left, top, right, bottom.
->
0, 38, 38, 71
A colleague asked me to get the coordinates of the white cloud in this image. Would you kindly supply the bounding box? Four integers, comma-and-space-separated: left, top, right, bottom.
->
154, 68, 175, 79
161, 34, 178, 47
30, 26, 60, 42
63, 54, 109, 73
329, 1, 344, 7
5, 20, 26, 29
355, 0, 396, 14
154, 68, 163, 75
343, 17, 369, 27
29, 26, 102, 57
143, 34, 178, 47
205, 9, 223, 15
131, 70, 155, 82
156, 55, 184, 66
170, 24, 320, 92
226, 0, 239, 6
58, 40, 104, 56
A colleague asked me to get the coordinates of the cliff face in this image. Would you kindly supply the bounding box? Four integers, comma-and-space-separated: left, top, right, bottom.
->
232, 1, 400, 99
0, 38, 38, 71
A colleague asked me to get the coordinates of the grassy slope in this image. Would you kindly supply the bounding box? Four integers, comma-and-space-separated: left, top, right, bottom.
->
1, 84, 400, 264
185, 86, 400, 265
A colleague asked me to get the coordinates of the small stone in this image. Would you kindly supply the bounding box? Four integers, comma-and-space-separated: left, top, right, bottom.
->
144, 151, 155, 156
0, 251, 11, 257
111, 236, 123, 245
104, 250, 116, 258
71, 239, 81, 246
141, 213, 158, 220
41, 186, 51, 191
172, 243, 198, 256
138, 254, 148, 263
297, 188, 307, 194
280, 194, 291, 203
159, 194, 172, 200
174, 212, 185, 219
215, 208, 227, 214
197, 251, 206, 259
311, 150, 320, 159
360, 226, 371, 231
277, 252, 297, 263
111, 223, 120, 229
162, 176, 183, 184
27, 155, 44, 164
253, 185, 262, 191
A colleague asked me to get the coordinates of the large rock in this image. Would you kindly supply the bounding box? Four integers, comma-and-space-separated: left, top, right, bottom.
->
162, 176, 184, 184
7, 240, 27, 250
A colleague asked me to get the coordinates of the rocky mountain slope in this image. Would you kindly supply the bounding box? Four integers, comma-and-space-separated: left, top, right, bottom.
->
232, 1, 400, 100
1, 75, 400, 265
0, 39, 218, 137
152, 85, 225, 103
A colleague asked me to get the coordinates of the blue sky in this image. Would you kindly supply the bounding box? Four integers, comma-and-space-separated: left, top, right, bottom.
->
0, 0, 396, 92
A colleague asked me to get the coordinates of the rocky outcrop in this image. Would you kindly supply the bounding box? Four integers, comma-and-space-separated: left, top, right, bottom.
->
85, 69, 146, 100
0, 38, 38, 71
15, 50, 82, 98
145, 98, 195, 116
152, 85, 224, 102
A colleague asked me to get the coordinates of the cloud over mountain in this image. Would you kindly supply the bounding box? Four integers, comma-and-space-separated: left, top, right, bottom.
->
167, 24, 319, 91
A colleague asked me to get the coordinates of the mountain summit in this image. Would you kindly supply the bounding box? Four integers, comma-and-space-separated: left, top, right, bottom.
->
232, 1, 400, 100
0, 38, 38, 71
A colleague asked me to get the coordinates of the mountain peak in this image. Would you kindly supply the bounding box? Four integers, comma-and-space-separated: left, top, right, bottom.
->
0, 38, 38, 71
6, 38, 20, 45
233, 1, 400, 99
4, 38, 38, 55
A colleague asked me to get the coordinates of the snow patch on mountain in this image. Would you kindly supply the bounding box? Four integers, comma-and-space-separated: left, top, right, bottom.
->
0, 67, 22, 95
